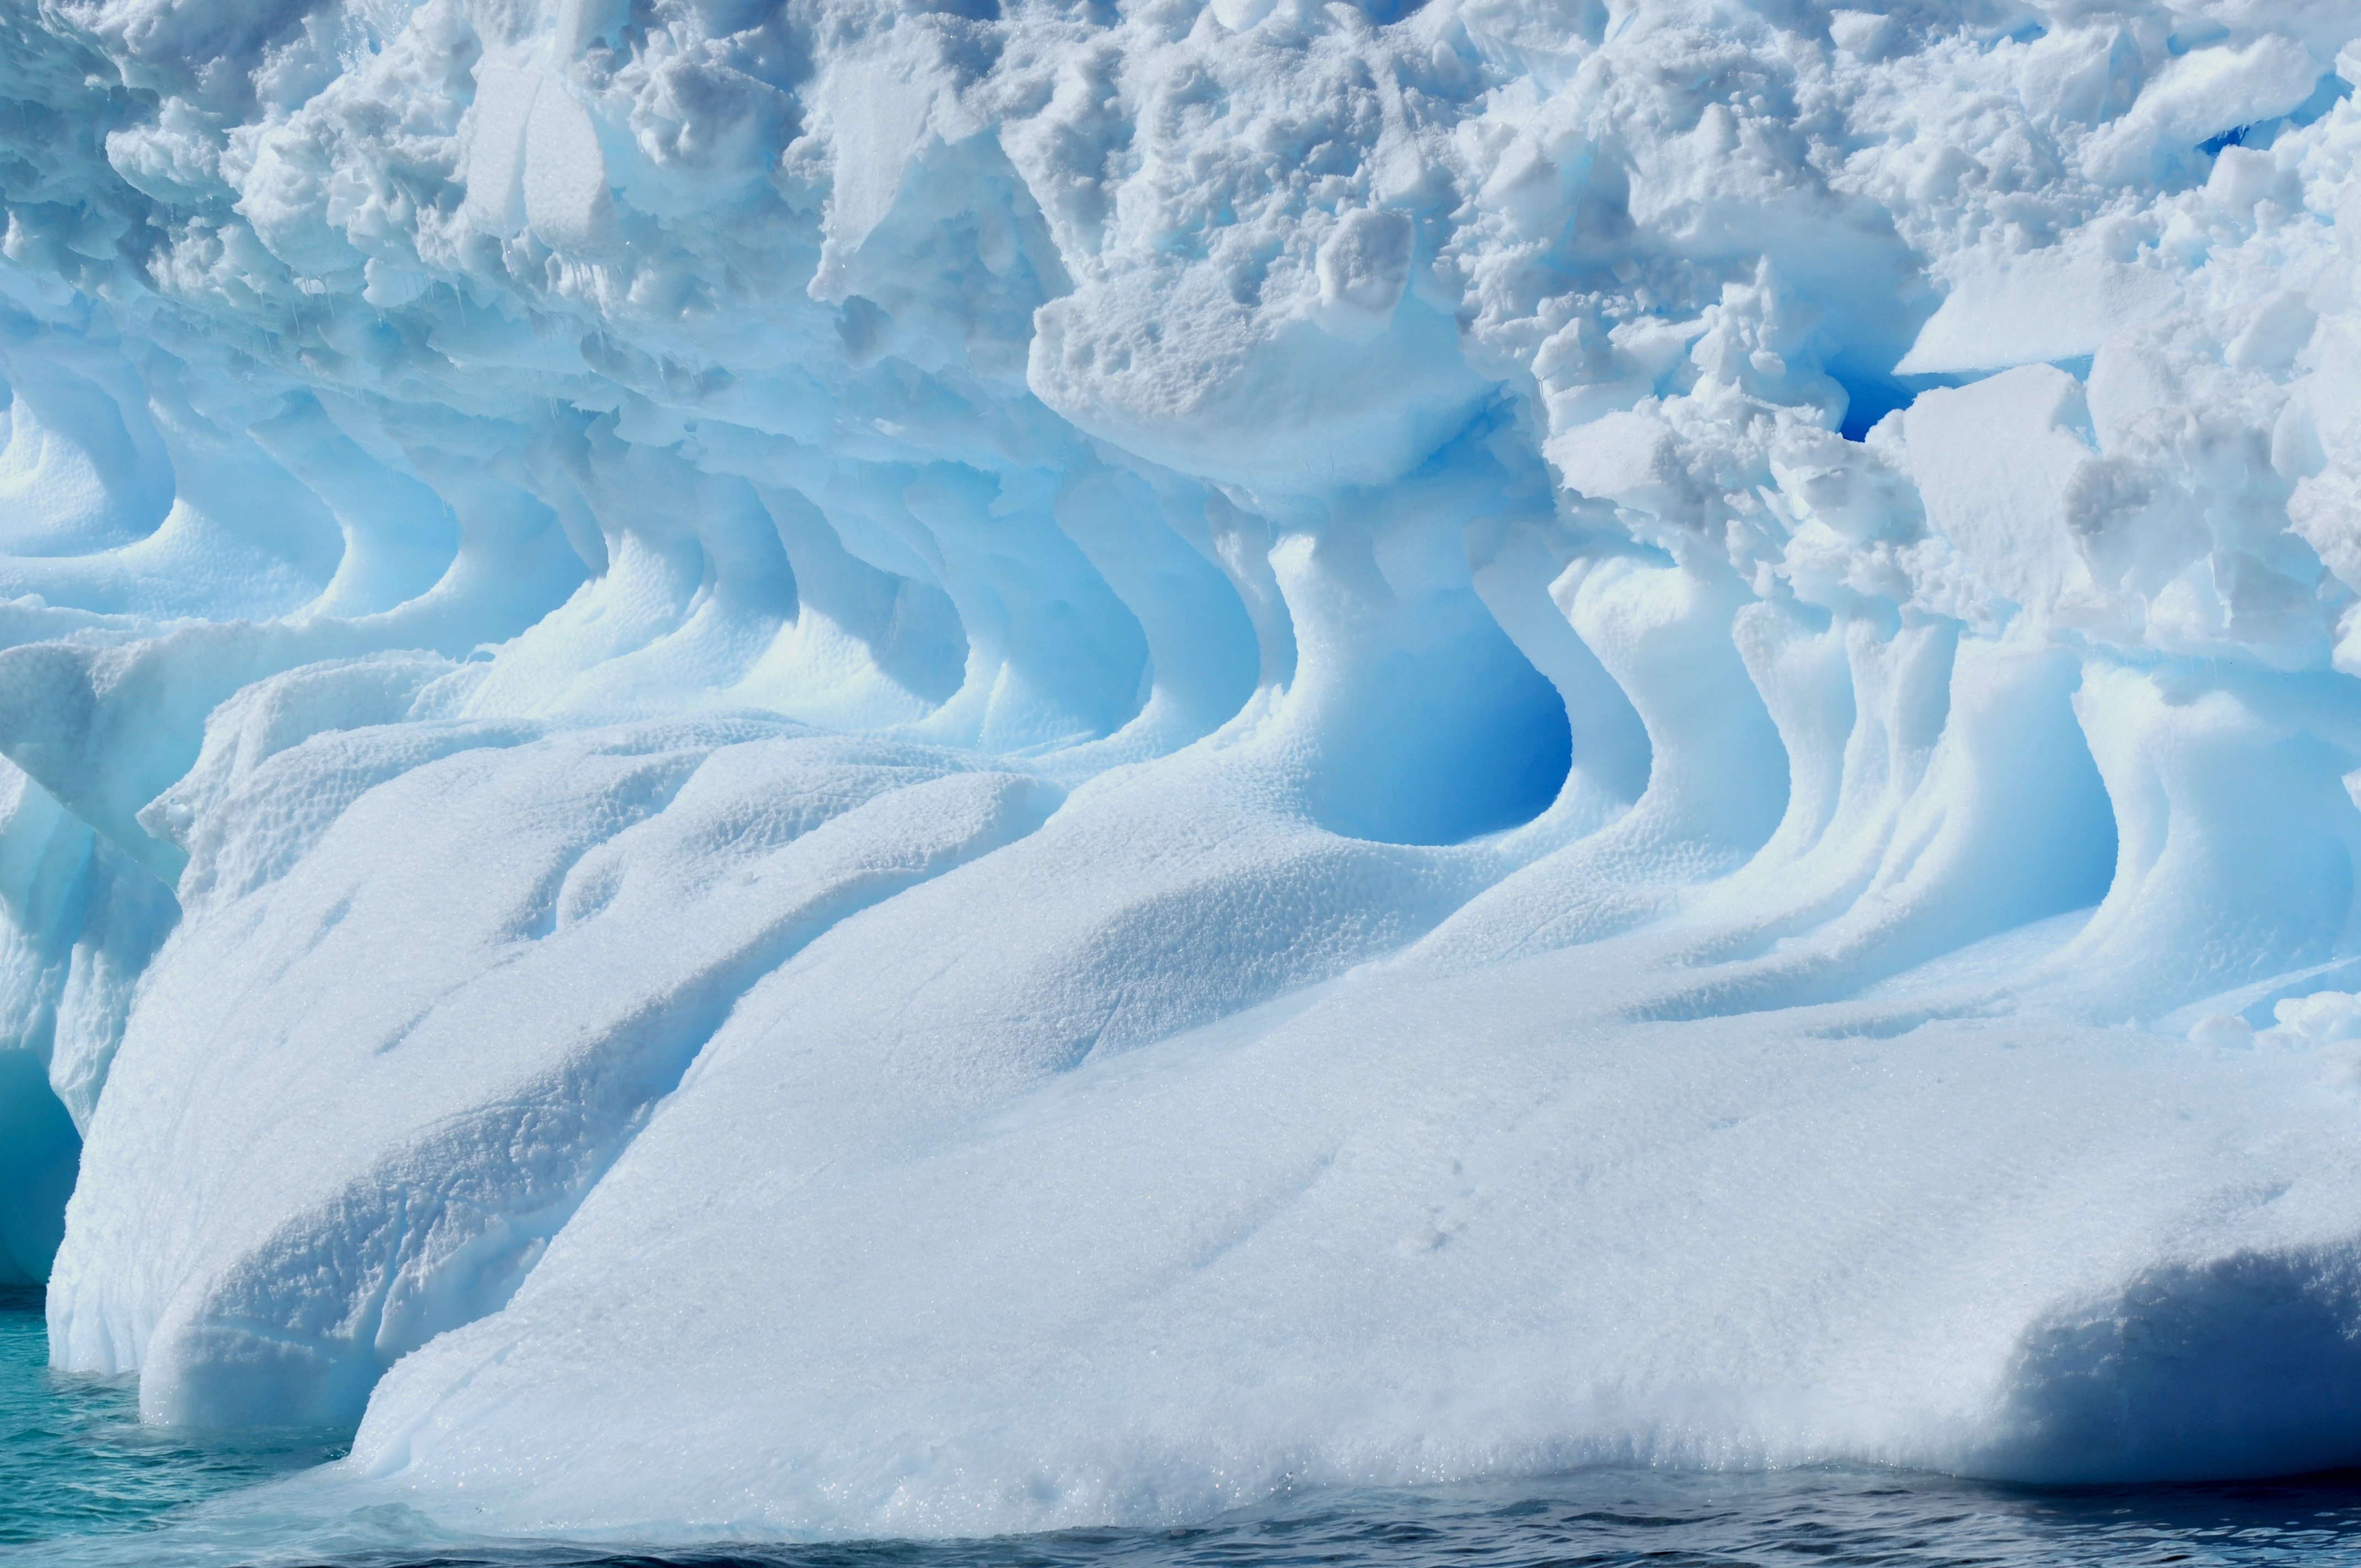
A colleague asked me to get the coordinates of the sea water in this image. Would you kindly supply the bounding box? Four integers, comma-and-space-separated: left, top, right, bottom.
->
0, 1286, 347, 1548
11, 1288, 2361, 1568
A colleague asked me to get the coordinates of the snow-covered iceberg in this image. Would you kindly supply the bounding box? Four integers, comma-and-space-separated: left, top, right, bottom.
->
2, 0, 2361, 1540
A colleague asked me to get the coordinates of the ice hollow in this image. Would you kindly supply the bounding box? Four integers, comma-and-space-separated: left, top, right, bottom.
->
0, 0, 2358, 1540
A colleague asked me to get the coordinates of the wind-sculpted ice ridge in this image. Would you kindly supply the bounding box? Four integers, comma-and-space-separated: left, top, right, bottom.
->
0, 0, 2357, 1542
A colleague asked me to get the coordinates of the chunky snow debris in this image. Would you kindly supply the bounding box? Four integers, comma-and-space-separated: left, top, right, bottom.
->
1, 0, 2359, 1538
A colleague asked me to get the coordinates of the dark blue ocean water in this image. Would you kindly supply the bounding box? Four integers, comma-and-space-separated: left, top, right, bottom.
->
12, 1284, 2361, 1567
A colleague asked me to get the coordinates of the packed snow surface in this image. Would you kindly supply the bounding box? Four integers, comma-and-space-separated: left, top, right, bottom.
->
1, 0, 2360, 1540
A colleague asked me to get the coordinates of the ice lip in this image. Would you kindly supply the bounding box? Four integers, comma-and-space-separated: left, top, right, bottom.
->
0, 0, 2359, 1536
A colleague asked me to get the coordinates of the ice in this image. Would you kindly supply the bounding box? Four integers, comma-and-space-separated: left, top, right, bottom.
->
0, 0, 2356, 1543
0, 746, 169, 1286
1902, 366, 2099, 623
1895, 251, 2183, 375
331, 970, 2361, 1531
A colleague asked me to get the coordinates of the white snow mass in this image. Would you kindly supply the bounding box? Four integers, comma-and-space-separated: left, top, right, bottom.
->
1, 0, 2360, 1541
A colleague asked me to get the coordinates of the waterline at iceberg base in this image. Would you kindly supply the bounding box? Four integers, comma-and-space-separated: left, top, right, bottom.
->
1, 0, 2359, 1547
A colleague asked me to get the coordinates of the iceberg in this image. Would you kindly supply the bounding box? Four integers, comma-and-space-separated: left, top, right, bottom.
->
0, 0, 2358, 1541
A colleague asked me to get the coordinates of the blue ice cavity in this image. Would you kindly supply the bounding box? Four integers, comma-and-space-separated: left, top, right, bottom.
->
0, 1049, 76, 1285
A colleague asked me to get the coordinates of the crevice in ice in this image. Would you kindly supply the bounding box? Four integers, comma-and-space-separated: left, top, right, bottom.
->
2028, 665, 2361, 1021
1629, 636, 2119, 1023
754, 484, 969, 716
0, 1044, 79, 1284
1270, 420, 1577, 847
1410, 549, 1791, 964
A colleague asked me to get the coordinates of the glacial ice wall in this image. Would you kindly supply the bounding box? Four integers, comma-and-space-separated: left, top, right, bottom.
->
2, 0, 2360, 1539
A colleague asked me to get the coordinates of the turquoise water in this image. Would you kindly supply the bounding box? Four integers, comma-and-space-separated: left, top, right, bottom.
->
12, 1283, 2361, 1565
0, 1286, 349, 1549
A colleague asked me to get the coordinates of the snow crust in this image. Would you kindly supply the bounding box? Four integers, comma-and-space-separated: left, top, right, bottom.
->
0, 0, 2359, 1539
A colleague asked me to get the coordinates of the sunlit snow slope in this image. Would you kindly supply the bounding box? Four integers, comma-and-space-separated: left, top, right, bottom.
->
3, 0, 2361, 1538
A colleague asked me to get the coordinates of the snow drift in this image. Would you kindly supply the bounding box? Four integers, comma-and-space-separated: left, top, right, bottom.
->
1, 0, 2360, 1541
